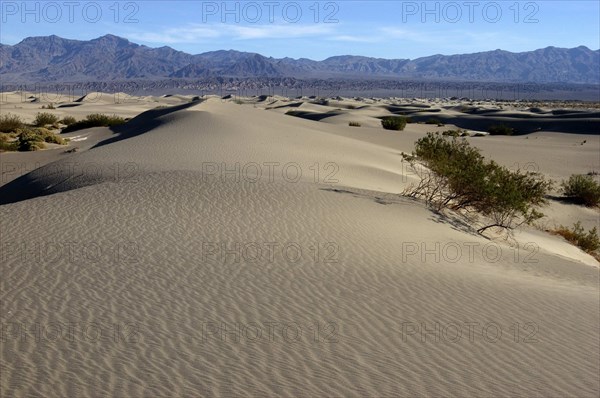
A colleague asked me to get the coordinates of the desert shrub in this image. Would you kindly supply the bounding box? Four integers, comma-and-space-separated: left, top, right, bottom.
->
0, 133, 17, 151
0, 141, 17, 151
561, 174, 600, 207
41, 103, 56, 110
37, 128, 67, 145
554, 222, 600, 255
6, 128, 67, 150
60, 116, 77, 126
426, 117, 443, 126
0, 132, 16, 141
488, 124, 514, 135
0, 114, 25, 133
33, 112, 59, 127
349, 121, 361, 127
17, 129, 45, 151
62, 113, 126, 133
403, 132, 551, 233
381, 116, 407, 131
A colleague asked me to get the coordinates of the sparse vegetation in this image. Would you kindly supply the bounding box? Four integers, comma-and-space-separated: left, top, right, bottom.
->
33, 112, 59, 127
349, 121, 361, 127
0, 114, 25, 133
381, 116, 407, 131
426, 117, 444, 126
488, 124, 514, 135
60, 116, 77, 126
0, 133, 18, 151
561, 174, 600, 207
17, 129, 46, 151
41, 103, 56, 109
553, 222, 600, 257
402, 132, 552, 234
62, 113, 127, 133
0, 127, 67, 152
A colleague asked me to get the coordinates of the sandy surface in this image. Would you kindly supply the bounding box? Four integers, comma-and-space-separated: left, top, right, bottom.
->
1, 92, 599, 397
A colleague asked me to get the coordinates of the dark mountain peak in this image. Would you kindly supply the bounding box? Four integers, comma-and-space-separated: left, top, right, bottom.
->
19, 35, 73, 45
92, 34, 135, 48
95, 34, 128, 42
1, 35, 598, 84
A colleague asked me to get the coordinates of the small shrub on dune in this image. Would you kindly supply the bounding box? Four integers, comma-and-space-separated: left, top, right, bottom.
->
34, 112, 59, 127
0, 114, 25, 133
36, 128, 67, 145
403, 132, 551, 233
86, 113, 126, 126
349, 121, 361, 127
426, 117, 444, 126
561, 174, 600, 207
0, 141, 18, 151
60, 116, 77, 126
17, 129, 45, 151
1, 128, 68, 151
381, 116, 407, 131
62, 113, 126, 133
554, 222, 600, 256
0, 133, 18, 151
488, 124, 514, 136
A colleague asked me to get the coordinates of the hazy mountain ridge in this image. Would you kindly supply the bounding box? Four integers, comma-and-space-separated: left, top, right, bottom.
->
1, 35, 598, 84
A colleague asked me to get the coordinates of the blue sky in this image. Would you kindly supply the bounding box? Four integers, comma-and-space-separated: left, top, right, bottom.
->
1, 1, 598, 60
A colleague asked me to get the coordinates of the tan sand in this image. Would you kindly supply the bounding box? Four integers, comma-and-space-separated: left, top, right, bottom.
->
1, 93, 598, 397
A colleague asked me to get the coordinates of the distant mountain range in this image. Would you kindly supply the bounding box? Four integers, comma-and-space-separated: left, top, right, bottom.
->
1, 34, 599, 84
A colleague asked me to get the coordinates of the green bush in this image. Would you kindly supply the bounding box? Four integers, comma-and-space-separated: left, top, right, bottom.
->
349, 121, 361, 127
561, 174, 600, 207
60, 116, 77, 126
62, 113, 126, 133
17, 129, 45, 151
0, 133, 17, 151
381, 116, 407, 131
426, 117, 443, 126
555, 222, 600, 255
0, 114, 25, 133
403, 133, 551, 233
36, 128, 67, 145
1, 128, 67, 151
0, 141, 17, 151
488, 124, 514, 135
33, 112, 59, 127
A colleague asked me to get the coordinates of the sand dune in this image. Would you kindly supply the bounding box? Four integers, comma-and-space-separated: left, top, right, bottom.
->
1, 94, 599, 397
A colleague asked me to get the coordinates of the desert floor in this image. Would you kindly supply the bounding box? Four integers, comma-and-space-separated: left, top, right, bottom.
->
1, 92, 599, 397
